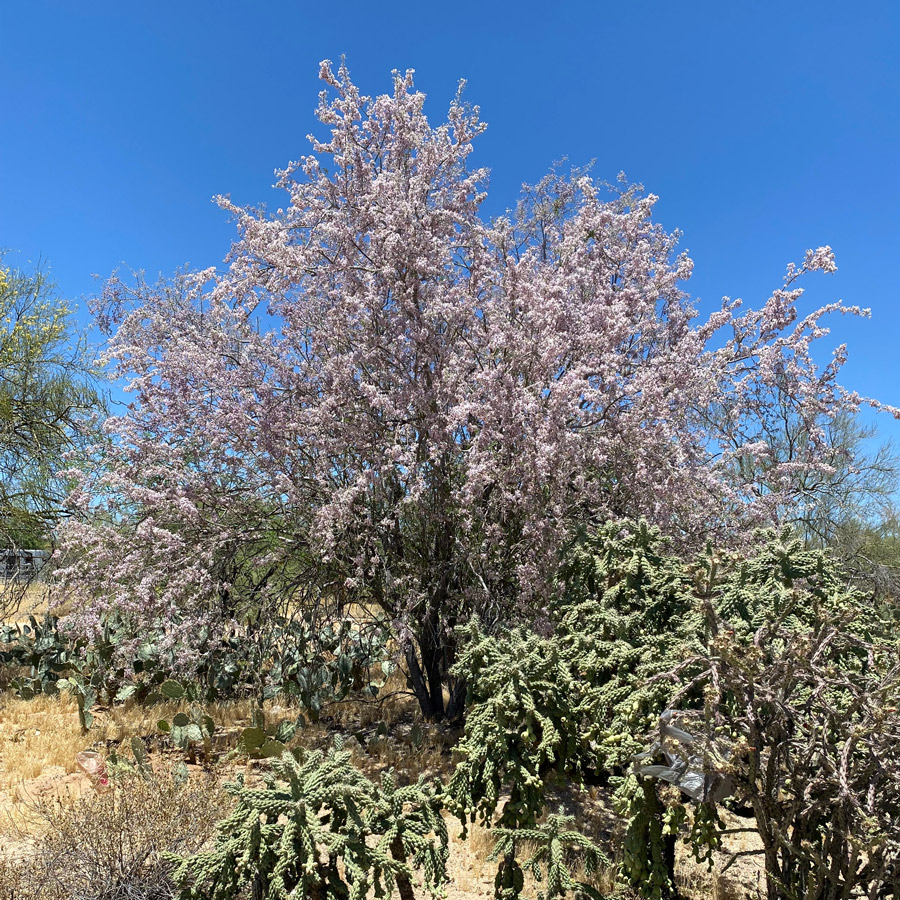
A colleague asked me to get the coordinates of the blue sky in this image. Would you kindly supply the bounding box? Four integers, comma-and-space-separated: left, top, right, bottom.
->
2, 1, 899, 440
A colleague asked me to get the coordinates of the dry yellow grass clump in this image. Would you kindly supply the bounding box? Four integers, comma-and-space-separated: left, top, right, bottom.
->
0, 582, 59, 624
0, 694, 86, 788
0, 694, 255, 789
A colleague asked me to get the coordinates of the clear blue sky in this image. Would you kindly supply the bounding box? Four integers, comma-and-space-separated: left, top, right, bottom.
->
2, 1, 899, 440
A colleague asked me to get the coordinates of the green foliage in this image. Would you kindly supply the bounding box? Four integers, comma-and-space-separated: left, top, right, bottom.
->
448, 521, 700, 835
8, 517, 890, 900
58, 674, 96, 731
615, 777, 682, 900
492, 850, 525, 900
0, 607, 390, 750
105, 736, 156, 780
235, 708, 303, 760
450, 522, 894, 898
448, 521, 703, 896
0, 259, 103, 558
686, 803, 723, 870
126, 610, 390, 711
489, 812, 610, 900
0, 612, 189, 732
152, 685, 305, 766
101, 610, 389, 709
370, 768, 450, 900
129, 735, 154, 778
0, 614, 74, 697
167, 743, 449, 900
713, 526, 857, 632
556, 522, 712, 896
557, 521, 703, 772
828, 509, 900, 603
268, 614, 391, 713
0, 613, 100, 731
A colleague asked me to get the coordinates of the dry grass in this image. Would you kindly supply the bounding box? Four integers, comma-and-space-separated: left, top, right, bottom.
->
674, 807, 765, 900
0, 576, 81, 624
0, 692, 324, 850
444, 818, 497, 900
0, 672, 423, 817
0, 693, 253, 791
0, 581, 53, 623
0, 677, 481, 898
0, 694, 87, 789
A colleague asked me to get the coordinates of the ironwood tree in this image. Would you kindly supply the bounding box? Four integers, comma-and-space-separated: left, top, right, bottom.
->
57, 62, 895, 719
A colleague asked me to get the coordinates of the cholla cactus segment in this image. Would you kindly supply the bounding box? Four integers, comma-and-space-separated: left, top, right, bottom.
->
372, 770, 450, 900
166, 745, 448, 900
448, 621, 583, 830
489, 813, 610, 900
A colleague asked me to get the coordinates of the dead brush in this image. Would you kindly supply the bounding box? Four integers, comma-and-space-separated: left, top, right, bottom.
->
0, 767, 230, 900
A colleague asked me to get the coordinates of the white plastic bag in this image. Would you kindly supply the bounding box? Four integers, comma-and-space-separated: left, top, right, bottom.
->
634, 710, 733, 802
75, 750, 110, 792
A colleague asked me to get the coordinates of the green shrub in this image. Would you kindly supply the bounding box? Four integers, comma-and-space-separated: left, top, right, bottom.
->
448, 622, 584, 830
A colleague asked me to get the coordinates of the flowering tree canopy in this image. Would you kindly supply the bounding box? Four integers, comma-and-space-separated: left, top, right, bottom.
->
57, 62, 893, 718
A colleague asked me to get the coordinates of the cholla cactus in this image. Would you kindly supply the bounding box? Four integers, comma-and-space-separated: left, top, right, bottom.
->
489, 812, 609, 900
557, 520, 703, 771
448, 622, 582, 830
448, 522, 701, 835
166, 742, 448, 900
371, 770, 449, 900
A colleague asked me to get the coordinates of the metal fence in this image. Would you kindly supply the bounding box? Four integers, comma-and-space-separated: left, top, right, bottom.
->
1, 549, 50, 582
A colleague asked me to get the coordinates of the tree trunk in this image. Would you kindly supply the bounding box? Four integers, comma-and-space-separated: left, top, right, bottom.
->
405, 642, 439, 720
420, 611, 446, 720
406, 633, 447, 721
405, 618, 469, 722
446, 674, 467, 723
405, 599, 463, 721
